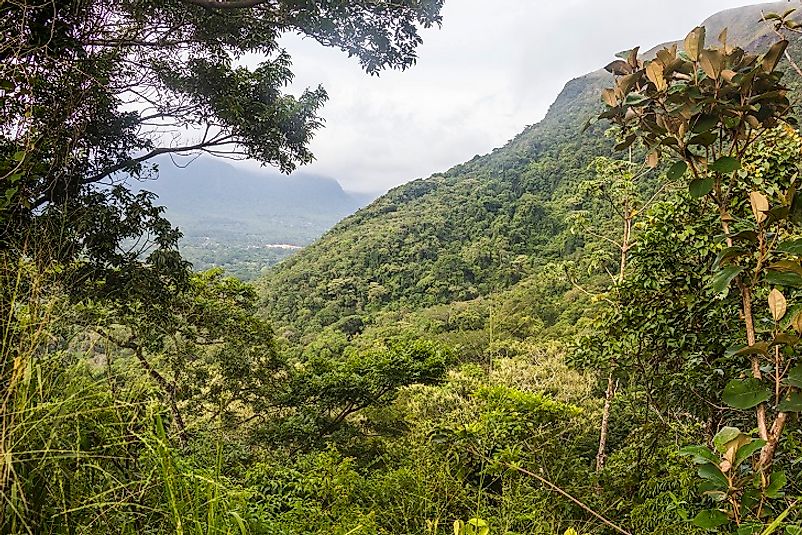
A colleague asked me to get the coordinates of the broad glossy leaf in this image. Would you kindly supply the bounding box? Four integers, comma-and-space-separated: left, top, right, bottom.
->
777, 238, 802, 255
765, 471, 786, 498
732, 342, 769, 356
734, 439, 766, 468
680, 445, 719, 464
624, 93, 649, 106
684, 26, 706, 62
778, 392, 802, 412
699, 49, 723, 79
692, 114, 718, 133
722, 378, 770, 409
646, 61, 667, 91
667, 160, 688, 180
789, 365, 802, 388
709, 156, 741, 174
710, 266, 743, 294
762, 40, 789, 73
714, 246, 746, 268
689, 178, 714, 198
605, 59, 633, 76
750, 191, 769, 224
765, 270, 802, 288
697, 463, 729, 489
768, 260, 802, 276
713, 426, 742, 454
693, 509, 729, 529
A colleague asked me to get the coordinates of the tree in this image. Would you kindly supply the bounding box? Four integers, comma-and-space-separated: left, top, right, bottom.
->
0, 0, 444, 286
597, 26, 802, 529
569, 155, 671, 471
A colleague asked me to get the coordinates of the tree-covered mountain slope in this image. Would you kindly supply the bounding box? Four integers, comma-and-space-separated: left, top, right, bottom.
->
260, 2, 801, 334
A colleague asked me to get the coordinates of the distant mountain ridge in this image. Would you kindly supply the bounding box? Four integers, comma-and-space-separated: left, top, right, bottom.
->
131, 156, 378, 279
258, 2, 802, 332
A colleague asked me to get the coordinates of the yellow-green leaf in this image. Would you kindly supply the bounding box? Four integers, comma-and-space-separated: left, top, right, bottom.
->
769, 289, 788, 322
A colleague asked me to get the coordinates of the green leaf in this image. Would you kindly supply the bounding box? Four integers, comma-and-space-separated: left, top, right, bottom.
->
711, 266, 743, 294
777, 238, 802, 255
709, 156, 741, 174
789, 365, 802, 388
734, 439, 766, 467
624, 93, 649, 106
765, 471, 786, 498
680, 445, 719, 464
777, 392, 802, 412
693, 509, 729, 529
785, 526, 802, 535
667, 161, 688, 181
714, 246, 746, 268
692, 114, 718, 133
713, 427, 742, 454
722, 378, 770, 409
698, 463, 729, 489
732, 342, 769, 357
465, 518, 489, 535
690, 178, 715, 198
765, 271, 802, 288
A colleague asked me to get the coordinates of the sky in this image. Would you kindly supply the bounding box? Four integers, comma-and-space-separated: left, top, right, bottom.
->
237, 0, 783, 194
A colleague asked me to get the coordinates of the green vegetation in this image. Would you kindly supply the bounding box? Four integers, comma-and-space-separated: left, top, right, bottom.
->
5, 1, 802, 534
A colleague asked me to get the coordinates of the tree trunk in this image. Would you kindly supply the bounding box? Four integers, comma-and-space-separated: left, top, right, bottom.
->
595, 371, 616, 472
134, 346, 188, 446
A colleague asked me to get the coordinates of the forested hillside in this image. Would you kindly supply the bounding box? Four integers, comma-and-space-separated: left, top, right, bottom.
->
261, 2, 802, 335
6, 1, 802, 534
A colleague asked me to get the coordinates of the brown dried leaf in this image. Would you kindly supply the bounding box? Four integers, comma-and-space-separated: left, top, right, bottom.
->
684, 26, 706, 62
750, 191, 769, 224
769, 288, 788, 322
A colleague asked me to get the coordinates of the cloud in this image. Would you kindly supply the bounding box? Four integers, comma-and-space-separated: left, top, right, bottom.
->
236, 0, 780, 193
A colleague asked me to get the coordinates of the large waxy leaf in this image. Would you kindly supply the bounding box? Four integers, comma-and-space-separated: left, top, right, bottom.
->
693, 509, 729, 529
605, 59, 633, 76
680, 445, 719, 465
769, 288, 788, 322
714, 246, 746, 268
692, 114, 718, 133
698, 463, 729, 489
624, 93, 649, 106
789, 365, 802, 388
762, 40, 789, 73
646, 60, 667, 91
601, 88, 617, 107
777, 238, 802, 255
778, 392, 802, 412
765, 471, 787, 498
712, 426, 742, 454
732, 342, 769, 357
766, 270, 802, 288
689, 178, 714, 198
722, 378, 770, 409
684, 26, 706, 62
667, 160, 688, 180
699, 49, 723, 79
709, 156, 741, 174
710, 266, 743, 294
733, 439, 766, 468
768, 260, 802, 276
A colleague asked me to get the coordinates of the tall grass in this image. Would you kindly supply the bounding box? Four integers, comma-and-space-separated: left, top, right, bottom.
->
0, 255, 252, 534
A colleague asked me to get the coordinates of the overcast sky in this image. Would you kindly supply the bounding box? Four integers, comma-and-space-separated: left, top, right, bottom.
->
238, 0, 781, 194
